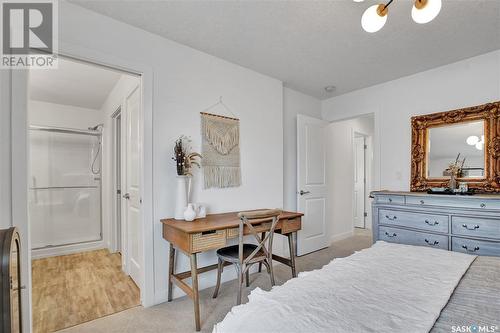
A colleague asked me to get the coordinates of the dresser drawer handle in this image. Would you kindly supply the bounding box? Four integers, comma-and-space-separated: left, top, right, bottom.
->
388, 198, 393, 203
420, 200, 425, 204
480, 203, 486, 208
462, 224, 479, 231
424, 220, 439, 226
385, 215, 397, 221
462, 245, 480, 253
424, 239, 439, 246
384, 232, 397, 238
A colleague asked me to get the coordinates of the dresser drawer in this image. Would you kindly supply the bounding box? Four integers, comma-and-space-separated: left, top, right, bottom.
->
379, 209, 449, 233
375, 195, 405, 205
190, 230, 226, 253
452, 237, 500, 256
379, 226, 448, 250
406, 196, 500, 210
451, 216, 500, 240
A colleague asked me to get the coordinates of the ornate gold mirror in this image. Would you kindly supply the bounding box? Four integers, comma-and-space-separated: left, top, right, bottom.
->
411, 101, 500, 193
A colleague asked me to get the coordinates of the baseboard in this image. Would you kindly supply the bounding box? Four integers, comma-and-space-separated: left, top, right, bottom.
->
31, 240, 107, 259
330, 230, 354, 243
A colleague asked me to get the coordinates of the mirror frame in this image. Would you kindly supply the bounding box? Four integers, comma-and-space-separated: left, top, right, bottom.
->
411, 101, 500, 193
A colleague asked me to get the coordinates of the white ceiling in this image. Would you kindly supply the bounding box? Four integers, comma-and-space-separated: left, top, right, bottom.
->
70, 0, 500, 99
29, 57, 122, 109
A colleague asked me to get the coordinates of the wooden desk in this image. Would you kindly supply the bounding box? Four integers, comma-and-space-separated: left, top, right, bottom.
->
161, 211, 303, 331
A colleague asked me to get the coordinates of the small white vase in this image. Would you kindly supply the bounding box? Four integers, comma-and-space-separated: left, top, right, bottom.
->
174, 175, 189, 220
184, 204, 197, 222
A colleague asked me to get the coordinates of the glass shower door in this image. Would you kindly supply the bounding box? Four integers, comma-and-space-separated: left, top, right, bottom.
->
29, 129, 102, 249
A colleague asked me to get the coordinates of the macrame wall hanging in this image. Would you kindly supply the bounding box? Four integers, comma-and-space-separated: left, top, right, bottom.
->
200, 97, 241, 189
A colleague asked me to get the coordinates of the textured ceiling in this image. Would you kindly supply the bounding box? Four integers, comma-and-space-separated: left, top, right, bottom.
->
70, 0, 500, 99
30, 57, 122, 109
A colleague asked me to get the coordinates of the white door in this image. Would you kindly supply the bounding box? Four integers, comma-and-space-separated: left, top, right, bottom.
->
297, 114, 329, 256
353, 136, 366, 228
123, 86, 142, 286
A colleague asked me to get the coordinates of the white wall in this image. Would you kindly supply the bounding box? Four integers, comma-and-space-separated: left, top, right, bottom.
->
29, 100, 103, 128
283, 87, 322, 211
326, 116, 374, 242
54, 2, 284, 303
0, 70, 11, 229
322, 50, 500, 192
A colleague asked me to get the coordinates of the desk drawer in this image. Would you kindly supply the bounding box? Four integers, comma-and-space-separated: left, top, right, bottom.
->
190, 230, 226, 253
379, 209, 449, 233
451, 216, 500, 240
375, 195, 405, 205
281, 217, 301, 234
379, 226, 448, 250
227, 228, 239, 239
452, 237, 500, 256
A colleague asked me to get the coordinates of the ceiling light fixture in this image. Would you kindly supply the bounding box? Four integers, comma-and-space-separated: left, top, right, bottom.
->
358, 0, 441, 33
466, 135, 484, 151
466, 135, 479, 146
412, 0, 442, 24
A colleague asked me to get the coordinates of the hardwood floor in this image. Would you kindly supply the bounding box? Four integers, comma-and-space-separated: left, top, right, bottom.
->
32, 249, 140, 333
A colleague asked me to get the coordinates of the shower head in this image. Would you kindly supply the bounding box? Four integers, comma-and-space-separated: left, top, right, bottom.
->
88, 124, 104, 131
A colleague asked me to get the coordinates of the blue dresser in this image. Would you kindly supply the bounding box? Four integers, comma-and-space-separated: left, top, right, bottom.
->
371, 191, 500, 256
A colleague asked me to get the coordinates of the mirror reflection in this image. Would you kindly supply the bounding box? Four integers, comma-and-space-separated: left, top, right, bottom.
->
427, 120, 485, 179
10, 238, 21, 333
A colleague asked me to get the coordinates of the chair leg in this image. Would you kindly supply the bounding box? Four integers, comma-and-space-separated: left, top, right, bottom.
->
237, 265, 244, 305
212, 258, 223, 298
258, 232, 266, 272
262, 260, 275, 286
245, 268, 250, 287
267, 259, 275, 286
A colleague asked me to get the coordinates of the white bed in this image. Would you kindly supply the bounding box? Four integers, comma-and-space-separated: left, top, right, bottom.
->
213, 241, 478, 333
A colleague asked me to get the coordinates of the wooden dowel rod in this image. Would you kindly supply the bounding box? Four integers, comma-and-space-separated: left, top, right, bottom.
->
200, 112, 239, 121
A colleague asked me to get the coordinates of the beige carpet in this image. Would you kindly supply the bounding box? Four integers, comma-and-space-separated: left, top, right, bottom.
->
60, 229, 372, 333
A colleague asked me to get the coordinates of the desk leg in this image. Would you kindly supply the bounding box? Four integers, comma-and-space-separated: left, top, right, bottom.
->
190, 253, 201, 331
168, 243, 175, 302
287, 232, 297, 278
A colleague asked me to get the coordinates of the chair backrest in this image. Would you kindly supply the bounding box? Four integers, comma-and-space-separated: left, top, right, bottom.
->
237, 209, 282, 266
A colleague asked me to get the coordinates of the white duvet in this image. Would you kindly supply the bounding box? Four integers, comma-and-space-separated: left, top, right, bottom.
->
213, 241, 476, 333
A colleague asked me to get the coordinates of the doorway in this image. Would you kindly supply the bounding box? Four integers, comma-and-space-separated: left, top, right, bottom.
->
27, 56, 142, 332
353, 133, 367, 229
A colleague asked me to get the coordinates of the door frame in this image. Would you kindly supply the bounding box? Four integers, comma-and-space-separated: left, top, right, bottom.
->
352, 132, 367, 229
111, 107, 123, 256
11, 41, 155, 331
352, 129, 374, 230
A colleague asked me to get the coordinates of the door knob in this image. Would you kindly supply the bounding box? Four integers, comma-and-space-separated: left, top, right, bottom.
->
123, 193, 130, 200
299, 190, 310, 196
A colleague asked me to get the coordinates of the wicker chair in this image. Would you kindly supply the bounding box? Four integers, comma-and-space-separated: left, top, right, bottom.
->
212, 209, 282, 305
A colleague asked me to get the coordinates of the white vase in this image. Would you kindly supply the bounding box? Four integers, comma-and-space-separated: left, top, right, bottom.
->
184, 204, 197, 222
174, 175, 189, 220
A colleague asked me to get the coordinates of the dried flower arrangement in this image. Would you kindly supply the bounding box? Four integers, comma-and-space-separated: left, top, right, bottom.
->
172, 136, 202, 176
445, 153, 466, 189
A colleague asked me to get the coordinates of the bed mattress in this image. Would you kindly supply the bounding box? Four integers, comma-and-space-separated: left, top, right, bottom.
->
213, 242, 489, 333
431, 255, 500, 332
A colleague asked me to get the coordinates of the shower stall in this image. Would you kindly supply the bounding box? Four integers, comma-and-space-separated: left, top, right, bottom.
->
28, 125, 103, 254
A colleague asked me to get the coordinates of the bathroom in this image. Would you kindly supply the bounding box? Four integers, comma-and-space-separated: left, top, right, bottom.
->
28, 56, 142, 332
